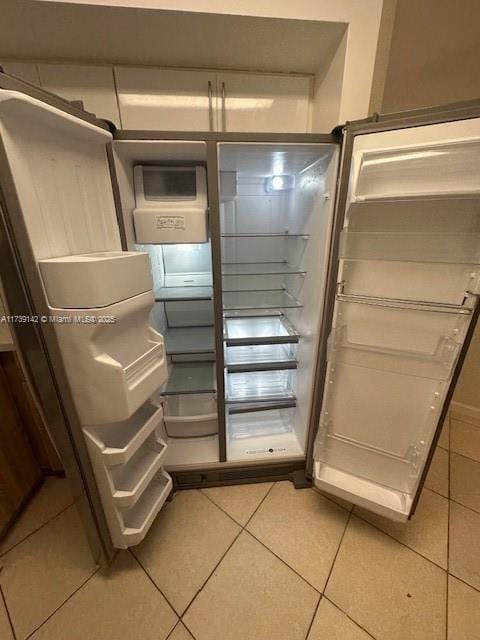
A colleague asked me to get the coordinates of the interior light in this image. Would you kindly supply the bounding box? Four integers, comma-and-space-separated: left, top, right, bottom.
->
265, 174, 294, 192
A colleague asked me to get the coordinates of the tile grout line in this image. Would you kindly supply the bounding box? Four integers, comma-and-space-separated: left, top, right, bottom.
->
323, 595, 378, 640
446, 419, 451, 640
303, 593, 322, 640
0, 585, 17, 640
23, 567, 100, 640
449, 448, 480, 466
180, 482, 279, 626
449, 496, 480, 517
351, 509, 448, 572
128, 548, 183, 622
447, 572, 480, 596
0, 499, 76, 560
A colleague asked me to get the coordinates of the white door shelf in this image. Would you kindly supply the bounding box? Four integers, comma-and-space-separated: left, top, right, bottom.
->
120, 471, 172, 547
84, 403, 163, 466
110, 435, 167, 507
224, 314, 299, 346
329, 300, 468, 380
353, 140, 480, 201
163, 394, 217, 438
339, 230, 480, 264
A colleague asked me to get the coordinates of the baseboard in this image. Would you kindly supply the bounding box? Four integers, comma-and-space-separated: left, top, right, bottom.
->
449, 401, 480, 426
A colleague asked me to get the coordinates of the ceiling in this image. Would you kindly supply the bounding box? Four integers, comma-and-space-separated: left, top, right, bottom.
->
1, 0, 346, 75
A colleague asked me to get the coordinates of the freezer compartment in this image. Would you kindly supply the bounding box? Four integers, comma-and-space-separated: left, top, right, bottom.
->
110, 433, 167, 507
340, 260, 480, 307
329, 301, 467, 379
161, 362, 216, 395
226, 369, 295, 403
225, 343, 297, 372
120, 471, 172, 546
353, 140, 480, 201
223, 290, 302, 311
316, 362, 445, 493
339, 230, 480, 264
224, 314, 299, 345
83, 402, 163, 466
163, 394, 218, 438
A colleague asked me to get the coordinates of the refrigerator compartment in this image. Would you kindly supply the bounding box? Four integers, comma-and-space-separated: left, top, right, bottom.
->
222, 262, 306, 276
316, 362, 445, 492
121, 471, 173, 546
339, 230, 480, 264
225, 343, 297, 372
353, 140, 480, 201
329, 301, 468, 379
51, 291, 168, 424
227, 406, 296, 440
223, 290, 302, 311
345, 197, 480, 234
224, 314, 299, 345
163, 394, 218, 438
226, 369, 295, 403
84, 402, 163, 466
314, 462, 412, 522
39, 251, 152, 309
164, 326, 215, 355
155, 286, 212, 302
110, 432, 167, 507
161, 362, 216, 396
340, 260, 480, 307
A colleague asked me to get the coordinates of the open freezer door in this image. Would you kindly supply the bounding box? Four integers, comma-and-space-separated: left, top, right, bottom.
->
0, 74, 170, 554
313, 105, 480, 521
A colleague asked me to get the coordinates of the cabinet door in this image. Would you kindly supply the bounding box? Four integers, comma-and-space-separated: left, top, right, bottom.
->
37, 64, 120, 126
217, 72, 310, 133
0, 61, 40, 85
313, 111, 480, 522
114, 66, 216, 131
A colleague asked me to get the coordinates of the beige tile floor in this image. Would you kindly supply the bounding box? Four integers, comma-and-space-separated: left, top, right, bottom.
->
1, 415, 480, 640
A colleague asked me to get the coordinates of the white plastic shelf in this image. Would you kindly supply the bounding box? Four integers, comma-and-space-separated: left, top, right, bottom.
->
224, 314, 299, 346
110, 434, 167, 507
226, 369, 295, 403
353, 140, 480, 201
339, 230, 480, 264
121, 471, 172, 546
84, 403, 163, 467
223, 290, 302, 311
163, 394, 218, 438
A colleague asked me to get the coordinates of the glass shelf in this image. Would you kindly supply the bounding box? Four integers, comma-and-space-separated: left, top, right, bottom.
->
221, 233, 309, 238
225, 344, 297, 373
155, 286, 213, 302
226, 369, 295, 403
163, 326, 215, 355
223, 290, 303, 311
339, 230, 480, 264
161, 363, 216, 396
224, 314, 299, 345
222, 263, 306, 276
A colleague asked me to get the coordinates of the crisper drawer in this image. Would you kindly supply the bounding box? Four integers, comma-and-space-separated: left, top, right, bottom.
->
317, 362, 446, 493
226, 369, 295, 403
329, 301, 469, 379
163, 394, 218, 438
352, 140, 480, 201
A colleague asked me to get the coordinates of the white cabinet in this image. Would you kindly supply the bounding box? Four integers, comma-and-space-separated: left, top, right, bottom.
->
217, 72, 310, 133
115, 67, 216, 131
115, 66, 311, 132
37, 63, 120, 126
0, 61, 40, 85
